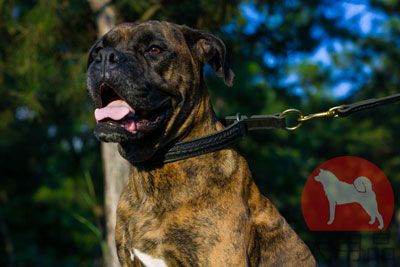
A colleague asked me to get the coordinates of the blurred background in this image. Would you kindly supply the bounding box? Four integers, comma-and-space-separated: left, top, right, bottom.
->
1, 0, 400, 266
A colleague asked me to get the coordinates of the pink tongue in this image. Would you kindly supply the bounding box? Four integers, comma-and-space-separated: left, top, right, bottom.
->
94, 100, 134, 122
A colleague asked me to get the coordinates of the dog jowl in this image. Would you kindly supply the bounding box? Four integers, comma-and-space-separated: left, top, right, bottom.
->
86, 21, 315, 266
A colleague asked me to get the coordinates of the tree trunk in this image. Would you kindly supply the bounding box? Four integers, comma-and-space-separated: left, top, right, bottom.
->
87, 1, 130, 267
101, 143, 130, 267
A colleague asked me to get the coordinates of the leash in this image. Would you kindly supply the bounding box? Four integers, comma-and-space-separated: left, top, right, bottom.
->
279, 93, 400, 131
138, 93, 400, 166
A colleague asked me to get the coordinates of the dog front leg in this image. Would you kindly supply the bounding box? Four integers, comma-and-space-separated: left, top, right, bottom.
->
327, 199, 336, 225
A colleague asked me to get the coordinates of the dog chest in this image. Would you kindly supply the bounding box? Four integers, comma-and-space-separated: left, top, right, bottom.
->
118, 196, 251, 266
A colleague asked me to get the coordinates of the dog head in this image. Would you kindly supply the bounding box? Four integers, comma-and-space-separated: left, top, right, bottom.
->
314, 169, 336, 185
86, 21, 234, 163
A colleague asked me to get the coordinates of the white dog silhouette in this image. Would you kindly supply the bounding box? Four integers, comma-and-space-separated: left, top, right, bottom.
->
314, 169, 383, 229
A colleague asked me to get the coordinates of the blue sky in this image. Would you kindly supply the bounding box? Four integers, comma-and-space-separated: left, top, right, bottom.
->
238, 0, 390, 99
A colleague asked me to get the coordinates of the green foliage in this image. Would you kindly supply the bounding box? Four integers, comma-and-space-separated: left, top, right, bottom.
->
1, 0, 400, 266
0, 1, 102, 266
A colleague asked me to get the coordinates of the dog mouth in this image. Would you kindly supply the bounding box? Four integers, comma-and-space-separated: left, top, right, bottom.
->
94, 84, 169, 136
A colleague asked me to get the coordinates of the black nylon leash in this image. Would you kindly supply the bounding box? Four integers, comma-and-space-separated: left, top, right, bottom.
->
281, 93, 400, 130
336, 93, 400, 117
138, 93, 400, 166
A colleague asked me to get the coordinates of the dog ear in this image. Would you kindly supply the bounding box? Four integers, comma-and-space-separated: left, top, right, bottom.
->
177, 25, 235, 87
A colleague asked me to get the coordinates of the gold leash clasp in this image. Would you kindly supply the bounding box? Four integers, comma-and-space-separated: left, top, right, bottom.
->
280, 106, 343, 131
279, 109, 304, 131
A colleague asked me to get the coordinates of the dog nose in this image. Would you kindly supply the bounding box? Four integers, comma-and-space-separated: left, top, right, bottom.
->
95, 48, 126, 65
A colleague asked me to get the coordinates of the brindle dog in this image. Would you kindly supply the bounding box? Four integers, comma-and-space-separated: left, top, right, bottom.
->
86, 21, 316, 267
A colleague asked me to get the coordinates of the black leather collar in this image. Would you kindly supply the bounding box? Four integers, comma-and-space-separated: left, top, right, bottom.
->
136, 114, 286, 166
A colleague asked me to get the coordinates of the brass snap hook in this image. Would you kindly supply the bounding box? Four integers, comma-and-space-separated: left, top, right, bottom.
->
280, 106, 343, 131
298, 106, 343, 122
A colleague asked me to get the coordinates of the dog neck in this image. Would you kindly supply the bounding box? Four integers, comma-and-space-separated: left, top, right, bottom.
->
130, 142, 238, 205
129, 84, 232, 202
181, 94, 225, 142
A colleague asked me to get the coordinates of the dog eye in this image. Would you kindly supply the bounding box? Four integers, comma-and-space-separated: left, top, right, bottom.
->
147, 45, 162, 55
